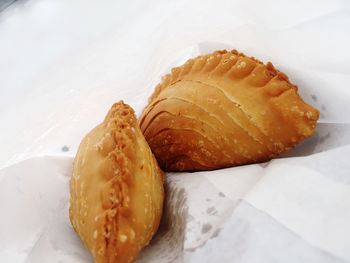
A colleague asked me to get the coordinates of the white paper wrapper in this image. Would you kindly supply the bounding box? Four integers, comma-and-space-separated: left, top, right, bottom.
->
1, 1, 350, 262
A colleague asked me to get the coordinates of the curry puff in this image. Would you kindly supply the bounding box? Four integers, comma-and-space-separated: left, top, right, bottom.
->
70, 101, 164, 263
140, 50, 319, 171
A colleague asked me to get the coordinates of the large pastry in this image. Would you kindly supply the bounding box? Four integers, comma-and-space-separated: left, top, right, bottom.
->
70, 101, 164, 263
139, 50, 319, 171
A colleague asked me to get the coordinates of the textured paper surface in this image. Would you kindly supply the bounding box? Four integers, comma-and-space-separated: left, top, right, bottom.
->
1, 0, 350, 262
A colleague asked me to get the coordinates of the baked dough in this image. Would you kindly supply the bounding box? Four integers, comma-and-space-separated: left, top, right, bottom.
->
70, 101, 164, 263
139, 50, 319, 171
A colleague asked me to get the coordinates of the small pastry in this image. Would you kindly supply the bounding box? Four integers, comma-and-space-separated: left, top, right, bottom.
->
139, 50, 319, 171
69, 101, 164, 263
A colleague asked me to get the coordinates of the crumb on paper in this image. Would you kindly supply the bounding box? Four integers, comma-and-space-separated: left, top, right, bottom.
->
61, 145, 70, 152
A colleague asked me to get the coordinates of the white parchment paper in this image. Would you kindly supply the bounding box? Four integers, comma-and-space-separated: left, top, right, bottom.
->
1, 0, 350, 262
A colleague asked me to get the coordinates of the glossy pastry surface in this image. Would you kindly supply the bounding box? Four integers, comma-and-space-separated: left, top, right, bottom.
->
140, 50, 319, 171
70, 101, 164, 263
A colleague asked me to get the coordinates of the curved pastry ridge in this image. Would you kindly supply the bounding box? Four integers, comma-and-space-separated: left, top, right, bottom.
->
158, 81, 271, 147
203, 53, 223, 72
70, 101, 164, 263
246, 64, 276, 87
226, 56, 257, 79
210, 52, 239, 76
140, 49, 319, 171
192, 54, 209, 72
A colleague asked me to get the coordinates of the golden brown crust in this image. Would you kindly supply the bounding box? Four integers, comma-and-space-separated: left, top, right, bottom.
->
139, 49, 319, 171
70, 101, 164, 263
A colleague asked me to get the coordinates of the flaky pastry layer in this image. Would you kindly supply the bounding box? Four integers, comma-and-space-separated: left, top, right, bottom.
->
139, 50, 319, 171
70, 101, 164, 263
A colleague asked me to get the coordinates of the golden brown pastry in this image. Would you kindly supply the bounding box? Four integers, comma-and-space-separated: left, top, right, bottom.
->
139, 50, 319, 171
69, 101, 164, 263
